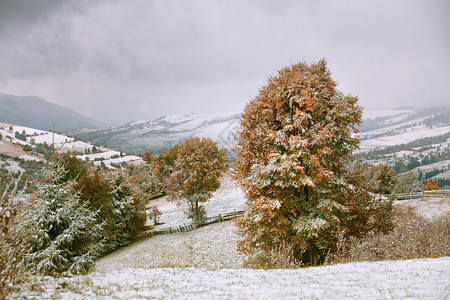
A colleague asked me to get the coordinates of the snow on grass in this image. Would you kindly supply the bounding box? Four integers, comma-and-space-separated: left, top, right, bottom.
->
148, 174, 245, 229
18, 154, 44, 161
0, 157, 25, 173
95, 221, 244, 272
13, 257, 450, 299
394, 197, 450, 219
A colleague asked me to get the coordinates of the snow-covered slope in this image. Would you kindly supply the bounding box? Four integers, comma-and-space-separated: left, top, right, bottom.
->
68, 107, 449, 154
358, 106, 450, 152
0, 122, 142, 168
67, 111, 240, 154
67, 106, 450, 179
13, 256, 449, 299
355, 106, 450, 181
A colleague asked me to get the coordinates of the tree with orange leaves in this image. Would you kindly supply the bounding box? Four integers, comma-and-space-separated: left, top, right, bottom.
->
235, 59, 368, 266
167, 137, 228, 227
422, 180, 440, 191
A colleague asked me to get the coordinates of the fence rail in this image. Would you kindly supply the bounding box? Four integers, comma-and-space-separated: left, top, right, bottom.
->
133, 210, 244, 242
389, 189, 450, 200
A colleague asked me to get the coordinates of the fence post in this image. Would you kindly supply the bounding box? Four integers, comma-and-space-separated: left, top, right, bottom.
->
422, 190, 424, 199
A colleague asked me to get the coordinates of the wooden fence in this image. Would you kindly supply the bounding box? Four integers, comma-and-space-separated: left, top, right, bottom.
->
133, 210, 244, 242
389, 189, 450, 200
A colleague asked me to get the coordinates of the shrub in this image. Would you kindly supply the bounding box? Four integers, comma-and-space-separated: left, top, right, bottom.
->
328, 214, 450, 264
423, 180, 440, 191
14, 131, 26, 142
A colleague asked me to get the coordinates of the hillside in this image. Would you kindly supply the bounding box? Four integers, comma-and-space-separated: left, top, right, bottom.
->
0, 122, 142, 170
66, 112, 240, 154
355, 106, 450, 182
66, 106, 450, 182
0, 93, 104, 131
11, 181, 450, 298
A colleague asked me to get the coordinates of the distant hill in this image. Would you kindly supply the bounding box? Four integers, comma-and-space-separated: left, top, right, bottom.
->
66, 112, 240, 154
0, 93, 104, 131
0, 122, 142, 169
67, 107, 450, 182
355, 106, 450, 182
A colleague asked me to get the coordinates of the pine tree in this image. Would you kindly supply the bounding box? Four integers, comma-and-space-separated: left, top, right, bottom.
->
235, 59, 370, 266
19, 165, 102, 274
59, 154, 87, 183
167, 137, 228, 227
368, 164, 397, 194
104, 171, 147, 248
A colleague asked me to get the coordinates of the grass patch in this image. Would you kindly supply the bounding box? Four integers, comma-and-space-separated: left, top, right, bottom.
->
328, 213, 450, 264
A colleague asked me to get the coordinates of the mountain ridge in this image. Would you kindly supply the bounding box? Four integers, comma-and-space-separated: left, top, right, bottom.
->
0, 93, 104, 131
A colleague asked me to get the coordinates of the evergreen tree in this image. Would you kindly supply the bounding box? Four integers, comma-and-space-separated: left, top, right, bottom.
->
19, 165, 102, 274
235, 59, 376, 266
77, 170, 147, 254
104, 171, 147, 248
59, 154, 87, 183
368, 164, 397, 194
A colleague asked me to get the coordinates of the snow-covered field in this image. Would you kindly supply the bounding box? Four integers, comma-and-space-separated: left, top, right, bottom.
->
394, 197, 450, 219
358, 125, 450, 153
12, 257, 450, 299
96, 221, 243, 271
148, 173, 245, 229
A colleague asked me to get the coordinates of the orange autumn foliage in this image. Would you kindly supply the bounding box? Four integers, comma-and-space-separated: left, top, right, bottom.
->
422, 180, 440, 191
235, 59, 381, 267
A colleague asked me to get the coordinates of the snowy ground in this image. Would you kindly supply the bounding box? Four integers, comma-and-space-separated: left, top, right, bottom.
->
358, 125, 450, 153
148, 173, 245, 229
12, 257, 450, 299
394, 197, 450, 219
9, 173, 450, 299
95, 221, 244, 271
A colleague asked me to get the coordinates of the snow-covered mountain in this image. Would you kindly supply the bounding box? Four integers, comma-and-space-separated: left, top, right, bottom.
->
0, 93, 104, 131
66, 106, 449, 180
66, 112, 240, 154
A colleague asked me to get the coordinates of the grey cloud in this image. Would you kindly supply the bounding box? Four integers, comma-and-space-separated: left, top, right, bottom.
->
0, 0, 449, 125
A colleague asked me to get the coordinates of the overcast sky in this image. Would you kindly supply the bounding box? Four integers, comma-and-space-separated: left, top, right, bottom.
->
0, 0, 449, 125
